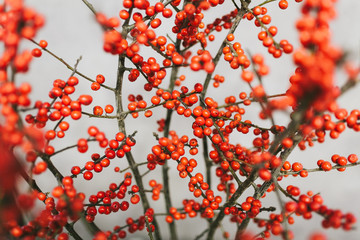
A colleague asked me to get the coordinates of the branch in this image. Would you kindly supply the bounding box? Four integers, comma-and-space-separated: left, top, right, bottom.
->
29, 39, 115, 91
281, 161, 360, 176
115, 52, 162, 240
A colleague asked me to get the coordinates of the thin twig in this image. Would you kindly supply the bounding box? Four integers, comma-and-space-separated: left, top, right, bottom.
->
145, 216, 155, 240
29, 39, 115, 91
281, 161, 360, 176
273, 179, 289, 240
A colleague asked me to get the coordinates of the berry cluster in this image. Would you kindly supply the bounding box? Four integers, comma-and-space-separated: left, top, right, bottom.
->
2, 0, 360, 239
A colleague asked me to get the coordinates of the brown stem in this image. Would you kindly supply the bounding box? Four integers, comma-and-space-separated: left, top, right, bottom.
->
115, 55, 162, 240
29, 39, 115, 91
161, 65, 179, 240
200, 8, 245, 99
206, 168, 258, 240
281, 161, 360, 175
236, 129, 303, 235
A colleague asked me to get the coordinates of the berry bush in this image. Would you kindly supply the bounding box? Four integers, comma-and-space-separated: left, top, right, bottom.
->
1, 0, 360, 239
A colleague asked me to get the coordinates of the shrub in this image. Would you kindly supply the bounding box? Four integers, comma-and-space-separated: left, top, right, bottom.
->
1, 0, 359, 239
